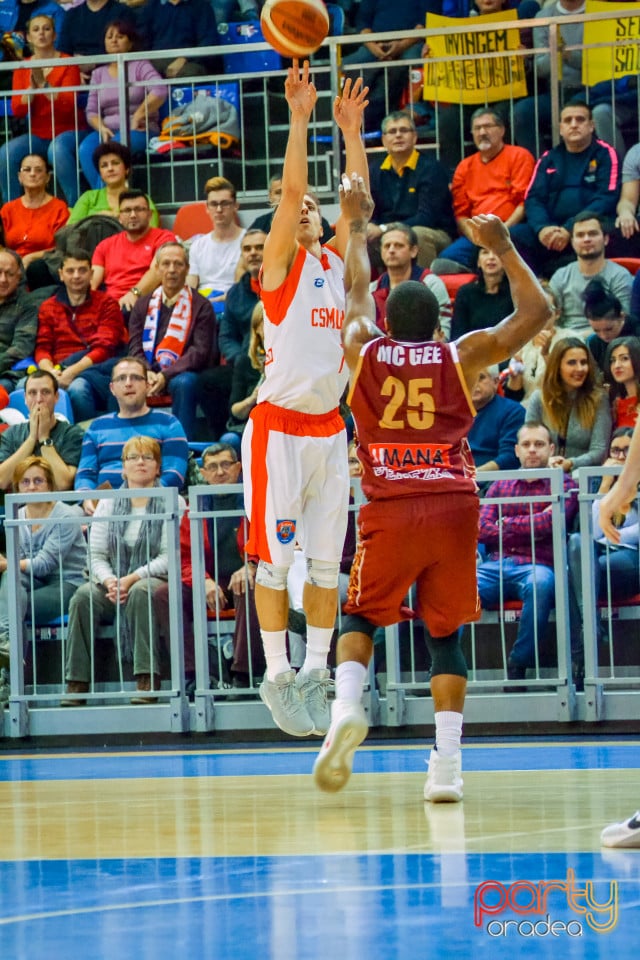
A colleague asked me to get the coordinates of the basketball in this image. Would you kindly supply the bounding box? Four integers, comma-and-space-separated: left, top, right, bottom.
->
260, 0, 330, 59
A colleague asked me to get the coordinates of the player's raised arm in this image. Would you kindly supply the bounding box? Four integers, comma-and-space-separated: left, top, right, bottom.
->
456, 215, 552, 391
340, 174, 382, 371
262, 60, 317, 290
333, 78, 369, 257
599, 417, 640, 543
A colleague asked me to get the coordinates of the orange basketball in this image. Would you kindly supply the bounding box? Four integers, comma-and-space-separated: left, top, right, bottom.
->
260, 0, 330, 59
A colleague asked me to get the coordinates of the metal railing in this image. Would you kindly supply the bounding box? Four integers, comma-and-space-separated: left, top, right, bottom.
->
0, 8, 637, 211
2, 468, 640, 736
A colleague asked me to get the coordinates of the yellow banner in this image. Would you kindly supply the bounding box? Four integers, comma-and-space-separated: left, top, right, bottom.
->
583, 1, 640, 85
422, 11, 528, 105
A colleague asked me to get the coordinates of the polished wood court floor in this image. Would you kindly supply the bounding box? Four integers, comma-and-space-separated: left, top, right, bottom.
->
0, 738, 638, 958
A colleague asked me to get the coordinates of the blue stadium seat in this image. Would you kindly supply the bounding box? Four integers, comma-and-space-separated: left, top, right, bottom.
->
8, 387, 75, 424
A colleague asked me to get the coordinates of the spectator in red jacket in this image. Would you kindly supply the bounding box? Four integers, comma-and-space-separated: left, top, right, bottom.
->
35, 247, 127, 421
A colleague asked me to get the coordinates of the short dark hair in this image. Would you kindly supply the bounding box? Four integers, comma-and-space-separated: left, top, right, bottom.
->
382, 222, 418, 247
572, 210, 610, 234
26, 368, 59, 392
470, 106, 505, 129
103, 17, 139, 45
61, 247, 92, 266
92, 140, 132, 174
561, 99, 592, 120
386, 281, 440, 342
381, 111, 416, 135
118, 189, 149, 208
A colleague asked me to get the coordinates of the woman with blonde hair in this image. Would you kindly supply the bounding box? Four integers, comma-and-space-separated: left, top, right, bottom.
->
0, 455, 86, 667
62, 435, 186, 705
526, 336, 612, 472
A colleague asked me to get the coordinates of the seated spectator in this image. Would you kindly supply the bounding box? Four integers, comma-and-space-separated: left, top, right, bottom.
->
0, 368, 84, 491
69, 142, 160, 226
0, 455, 87, 667
58, 0, 136, 73
509, 102, 620, 278
468, 365, 526, 472
155, 442, 246, 692
450, 246, 514, 341
186, 177, 245, 310
128, 241, 216, 439
34, 247, 127, 421
584, 279, 640, 373
0, 152, 69, 288
249, 173, 333, 240
195, 227, 264, 440
78, 21, 167, 190
371, 222, 452, 338
512, 0, 631, 157
605, 336, 640, 430
221, 301, 265, 448
0, 247, 39, 392
477, 422, 578, 682
432, 109, 534, 272
548, 213, 633, 338
3, 0, 65, 49
136, 0, 219, 78
367, 112, 455, 271
62, 435, 187, 706
0, 14, 88, 206
526, 337, 612, 472
74, 356, 188, 508
91, 189, 175, 311
567, 426, 637, 669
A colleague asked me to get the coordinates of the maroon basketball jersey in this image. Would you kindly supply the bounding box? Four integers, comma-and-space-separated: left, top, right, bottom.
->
348, 337, 477, 500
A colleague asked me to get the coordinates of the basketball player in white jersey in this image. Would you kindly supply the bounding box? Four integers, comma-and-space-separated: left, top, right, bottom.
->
241, 60, 369, 737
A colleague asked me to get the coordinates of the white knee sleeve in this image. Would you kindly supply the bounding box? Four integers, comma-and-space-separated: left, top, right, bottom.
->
305, 557, 340, 590
255, 560, 290, 590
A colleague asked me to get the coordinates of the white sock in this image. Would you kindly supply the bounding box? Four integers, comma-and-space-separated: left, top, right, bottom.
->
434, 710, 463, 757
335, 661, 368, 703
301, 625, 333, 674
261, 630, 289, 681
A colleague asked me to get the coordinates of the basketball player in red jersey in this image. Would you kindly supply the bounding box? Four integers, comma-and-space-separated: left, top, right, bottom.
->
242, 61, 370, 738
313, 175, 551, 800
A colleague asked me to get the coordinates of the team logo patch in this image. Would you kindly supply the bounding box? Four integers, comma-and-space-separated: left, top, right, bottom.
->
314, 277, 325, 287
276, 519, 296, 543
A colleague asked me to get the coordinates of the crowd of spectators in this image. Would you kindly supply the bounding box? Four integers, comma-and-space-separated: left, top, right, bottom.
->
1, 0, 640, 707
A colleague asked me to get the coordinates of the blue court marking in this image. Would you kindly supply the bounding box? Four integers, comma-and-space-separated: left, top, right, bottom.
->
0, 741, 638, 783
0, 852, 637, 959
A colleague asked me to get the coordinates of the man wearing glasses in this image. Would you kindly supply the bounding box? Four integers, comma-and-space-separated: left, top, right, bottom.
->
367, 111, 455, 272
91, 190, 176, 312
74, 356, 188, 512
186, 176, 245, 312
432, 109, 534, 274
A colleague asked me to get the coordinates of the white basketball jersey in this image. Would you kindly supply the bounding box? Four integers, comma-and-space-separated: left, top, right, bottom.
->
259, 244, 348, 414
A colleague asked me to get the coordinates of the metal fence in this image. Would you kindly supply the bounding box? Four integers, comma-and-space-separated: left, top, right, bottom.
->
2, 469, 639, 737
0, 8, 637, 212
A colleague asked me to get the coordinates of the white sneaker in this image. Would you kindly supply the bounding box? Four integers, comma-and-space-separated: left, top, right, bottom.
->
424, 748, 463, 803
259, 670, 315, 737
295, 668, 331, 735
601, 811, 640, 848
313, 699, 368, 793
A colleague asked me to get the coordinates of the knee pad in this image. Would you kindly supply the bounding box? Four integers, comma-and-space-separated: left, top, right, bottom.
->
427, 630, 468, 679
255, 560, 289, 591
340, 614, 377, 639
305, 557, 340, 590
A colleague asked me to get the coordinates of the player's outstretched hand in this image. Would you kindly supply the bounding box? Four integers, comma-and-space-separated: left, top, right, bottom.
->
285, 59, 317, 118
466, 214, 512, 255
339, 172, 374, 225
334, 76, 369, 134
